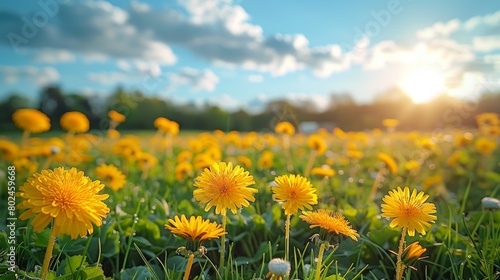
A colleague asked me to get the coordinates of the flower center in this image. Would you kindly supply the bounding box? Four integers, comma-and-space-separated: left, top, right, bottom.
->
220, 183, 228, 194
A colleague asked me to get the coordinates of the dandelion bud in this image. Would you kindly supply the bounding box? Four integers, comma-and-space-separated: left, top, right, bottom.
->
266, 258, 291, 279
401, 242, 426, 268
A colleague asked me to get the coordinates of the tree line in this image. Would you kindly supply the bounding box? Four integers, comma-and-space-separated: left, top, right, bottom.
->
1, 85, 499, 132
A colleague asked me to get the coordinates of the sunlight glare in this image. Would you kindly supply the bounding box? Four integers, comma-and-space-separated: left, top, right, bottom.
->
399, 68, 446, 103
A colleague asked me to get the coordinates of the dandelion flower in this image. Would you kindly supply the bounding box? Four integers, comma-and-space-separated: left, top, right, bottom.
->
307, 134, 327, 155
154, 117, 170, 130
401, 241, 426, 267
474, 137, 497, 155
60, 111, 90, 133
0, 139, 19, 161
275, 121, 295, 135
108, 110, 125, 123
193, 162, 257, 215
165, 215, 226, 243
166, 215, 226, 279
107, 128, 120, 139
310, 166, 335, 177
381, 187, 437, 236
258, 151, 274, 169
12, 108, 51, 133
94, 164, 126, 191
273, 174, 318, 215
382, 118, 399, 128
300, 209, 359, 241
236, 155, 252, 168
175, 161, 193, 181
378, 152, 398, 175
17, 167, 109, 239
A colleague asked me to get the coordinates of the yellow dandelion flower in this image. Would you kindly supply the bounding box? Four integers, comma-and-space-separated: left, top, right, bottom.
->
480, 125, 500, 137
273, 174, 318, 215
60, 111, 90, 133
175, 161, 193, 181
378, 152, 398, 175
474, 137, 497, 155
154, 117, 170, 130
382, 118, 399, 128
333, 127, 346, 139
310, 166, 336, 177
401, 241, 426, 267
258, 151, 274, 169
176, 150, 193, 163
194, 153, 215, 170
165, 215, 226, 243
307, 134, 327, 155
476, 112, 499, 127
12, 108, 51, 133
300, 209, 359, 241
193, 162, 257, 215
156, 118, 179, 135
275, 121, 295, 135
453, 132, 473, 147
403, 160, 420, 173
422, 174, 443, 190
237, 155, 252, 168
0, 139, 19, 161
107, 128, 120, 139
17, 167, 110, 239
347, 150, 363, 159
166, 120, 180, 135
108, 110, 126, 123
381, 187, 437, 236
372, 128, 383, 136
136, 152, 158, 170
13, 157, 39, 173
94, 164, 126, 191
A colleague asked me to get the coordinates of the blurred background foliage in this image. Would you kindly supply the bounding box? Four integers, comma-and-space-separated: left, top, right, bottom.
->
1, 85, 500, 132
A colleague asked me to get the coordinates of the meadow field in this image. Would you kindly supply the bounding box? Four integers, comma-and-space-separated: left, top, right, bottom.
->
1, 110, 499, 280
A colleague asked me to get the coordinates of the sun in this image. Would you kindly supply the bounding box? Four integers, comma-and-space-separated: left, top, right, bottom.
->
399, 68, 446, 103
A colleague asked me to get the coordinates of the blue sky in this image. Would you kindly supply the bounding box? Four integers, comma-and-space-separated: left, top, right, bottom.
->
0, 0, 499, 111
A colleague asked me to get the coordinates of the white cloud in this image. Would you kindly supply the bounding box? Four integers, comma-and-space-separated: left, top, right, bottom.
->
473, 35, 500, 52
417, 19, 461, 40
116, 60, 132, 71
88, 72, 132, 85
34, 49, 75, 63
0, 0, 347, 76
0, 1, 176, 65
169, 67, 219, 92
134, 61, 162, 76
208, 94, 242, 111
247, 74, 263, 83
0, 66, 59, 85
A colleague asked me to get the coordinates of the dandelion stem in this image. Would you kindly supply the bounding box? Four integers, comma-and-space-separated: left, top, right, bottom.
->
41, 230, 57, 279
395, 227, 407, 280
315, 243, 326, 280
219, 214, 227, 271
284, 214, 291, 262
21, 130, 30, 148
183, 253, 195, 280
304, 150, 317, 177
369, 167, 386, 200
283, 135, 294, 172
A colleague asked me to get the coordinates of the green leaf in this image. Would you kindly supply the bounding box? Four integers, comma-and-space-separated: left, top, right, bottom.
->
57, 255, 87, 276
